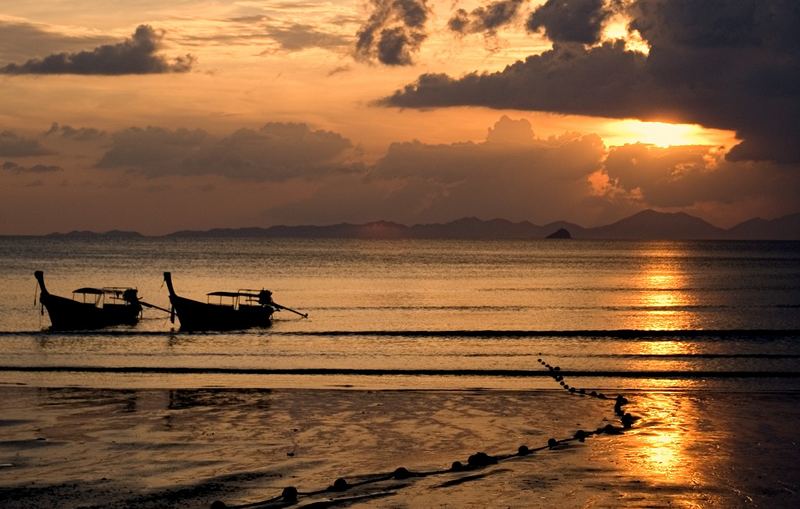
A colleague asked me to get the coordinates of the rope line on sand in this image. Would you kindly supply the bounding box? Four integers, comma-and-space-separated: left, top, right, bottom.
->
209, 356, 638, 509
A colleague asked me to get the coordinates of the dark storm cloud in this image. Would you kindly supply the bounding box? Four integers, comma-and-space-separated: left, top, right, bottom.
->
266, 23, 349, 51
526, 0, 611, 44
382, 41, 646, 116
628, 0, 761, 49
0, 25, 195, 75
97, 123, 359, 181
1, 161, 63, 174
44, 122, 106, 141
448, 1, 526, 36
627, 0, 800, 163
0, 20, 115, 64
355, 0, 430, 65
0, 131, 52, 157
384, 0, 800, 163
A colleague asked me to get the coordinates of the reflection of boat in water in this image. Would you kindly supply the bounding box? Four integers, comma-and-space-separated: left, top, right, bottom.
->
164, 272, 306, 331
34, 270, 142, 330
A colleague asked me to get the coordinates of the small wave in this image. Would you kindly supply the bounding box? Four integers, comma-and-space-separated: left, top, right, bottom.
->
478, 286, 800, 293
280, 329, 800, 340
0, 330, 197, 337
558, 353, 800, 359
302, 304, 796, 312
0, 365, 798, 378
0, 329, 799, 339
304, 305, 529, 311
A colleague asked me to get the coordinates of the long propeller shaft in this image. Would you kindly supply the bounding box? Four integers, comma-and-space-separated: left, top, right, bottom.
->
274, 302, 308, 318
140, 301, 172, 314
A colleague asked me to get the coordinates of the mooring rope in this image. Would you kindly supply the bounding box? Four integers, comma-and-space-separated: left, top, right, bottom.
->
209, 356, 637, 508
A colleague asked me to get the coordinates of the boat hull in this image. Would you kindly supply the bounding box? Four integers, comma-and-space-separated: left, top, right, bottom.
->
40, 293, 141, 330
169, 294, 273, 331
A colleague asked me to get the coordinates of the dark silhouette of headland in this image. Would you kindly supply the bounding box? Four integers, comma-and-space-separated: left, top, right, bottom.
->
35, 209, 800, 240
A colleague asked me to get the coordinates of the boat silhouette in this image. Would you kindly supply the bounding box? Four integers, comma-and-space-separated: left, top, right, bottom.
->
163, 272, 305, 331
34, 271, 142, 330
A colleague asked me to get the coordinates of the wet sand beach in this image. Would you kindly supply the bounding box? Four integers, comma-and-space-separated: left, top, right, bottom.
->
2, 383, 800, 508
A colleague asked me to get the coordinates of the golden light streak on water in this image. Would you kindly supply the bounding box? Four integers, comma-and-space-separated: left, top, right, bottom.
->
634, 392, 697, 483
629, 245, 699, 331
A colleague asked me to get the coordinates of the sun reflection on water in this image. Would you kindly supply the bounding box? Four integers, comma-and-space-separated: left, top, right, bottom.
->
616, 248, 709, 487
633, 245, 698, 330
641, 416, 685, 480
629, 392, 701, 484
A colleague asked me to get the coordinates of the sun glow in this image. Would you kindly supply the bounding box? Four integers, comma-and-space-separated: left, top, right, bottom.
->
601, 16, 651, 55
603, 120, 738, 148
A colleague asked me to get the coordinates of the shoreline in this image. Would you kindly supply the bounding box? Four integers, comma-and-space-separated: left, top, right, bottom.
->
2, 385, 800, 508
5, 372, 800, 392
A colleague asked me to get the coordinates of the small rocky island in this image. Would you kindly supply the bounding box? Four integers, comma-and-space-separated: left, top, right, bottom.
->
545, 228, 572, 239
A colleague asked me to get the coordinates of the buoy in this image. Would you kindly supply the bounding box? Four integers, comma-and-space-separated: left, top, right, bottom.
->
467, 452, 497, 468
210, 501, 227, 509
518, 445, 530, 456
547, 438, 558, 448
574, 430, 587, 442
393, 467, 412, 480
621, 413, 635, 429
331, 478, 349, 491
451, 461, 464, 472
282, 486, 298, 502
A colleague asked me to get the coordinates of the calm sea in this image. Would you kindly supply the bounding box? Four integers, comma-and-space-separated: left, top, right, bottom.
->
1, 237, 798, 390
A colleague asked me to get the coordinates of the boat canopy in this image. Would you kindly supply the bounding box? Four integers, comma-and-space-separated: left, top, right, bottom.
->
73, 288, 105, 295
207, 291, 263, 298
73, 287, 136, 295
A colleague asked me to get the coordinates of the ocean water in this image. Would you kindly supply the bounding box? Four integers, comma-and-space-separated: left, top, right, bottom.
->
0, 237, 798, 390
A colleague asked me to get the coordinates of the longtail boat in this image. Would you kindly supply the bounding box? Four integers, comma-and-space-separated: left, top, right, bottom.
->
163, 272, 306, 331
34, 271, 142, 330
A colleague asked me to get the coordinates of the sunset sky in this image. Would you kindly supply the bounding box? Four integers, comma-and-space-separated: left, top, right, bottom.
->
1, 0, 798, 235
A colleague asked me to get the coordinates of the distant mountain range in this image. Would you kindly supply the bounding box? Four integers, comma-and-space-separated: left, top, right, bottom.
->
41, 210, 800, 240
44, 230, 144, 239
